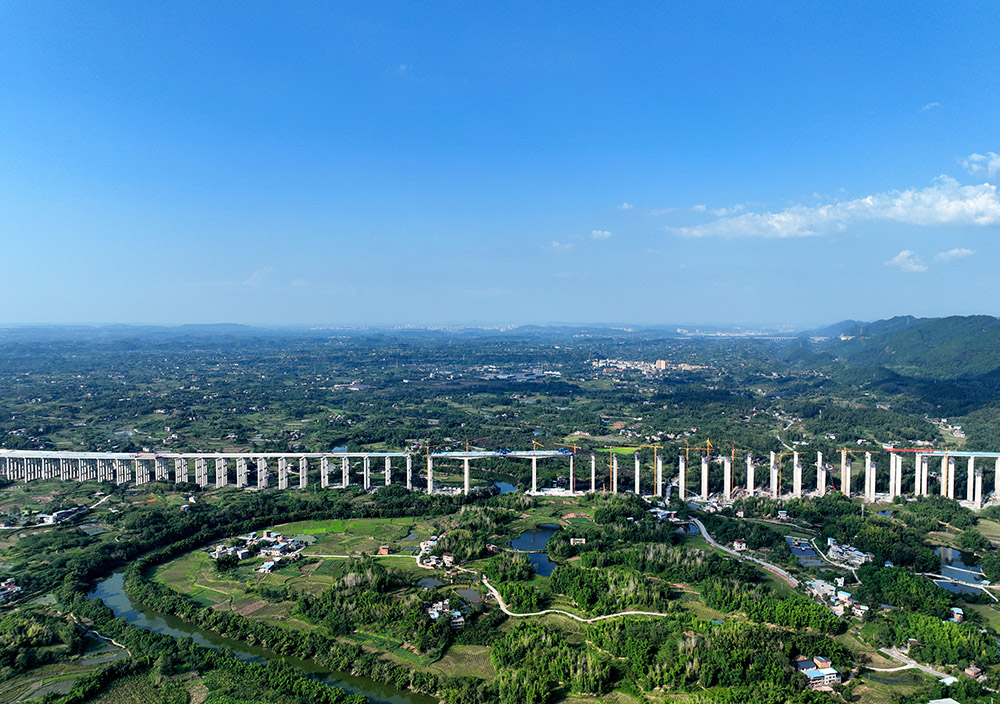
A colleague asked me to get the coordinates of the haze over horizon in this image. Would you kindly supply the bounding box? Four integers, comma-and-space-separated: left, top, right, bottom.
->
2, 3, 998, 327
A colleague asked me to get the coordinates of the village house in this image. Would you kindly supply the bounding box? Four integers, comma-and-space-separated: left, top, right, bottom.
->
733, 538, 748, 552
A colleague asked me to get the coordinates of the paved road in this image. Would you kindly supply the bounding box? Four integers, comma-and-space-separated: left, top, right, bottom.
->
481, 576, 671, 623
691, 518, 799, 588
876, 648, 950, 679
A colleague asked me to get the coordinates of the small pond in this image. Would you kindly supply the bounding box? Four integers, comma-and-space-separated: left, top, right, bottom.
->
494, 482, 516, 494
509, 524, 560, 577
417, 576, 444, 590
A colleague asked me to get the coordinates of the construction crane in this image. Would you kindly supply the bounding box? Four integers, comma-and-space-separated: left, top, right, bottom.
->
555, 442, 581, 454
464, 437, 487, 452
683, 438, 713, 462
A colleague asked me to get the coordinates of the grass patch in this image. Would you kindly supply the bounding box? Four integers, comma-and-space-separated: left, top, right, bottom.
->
432, 645, 495, 680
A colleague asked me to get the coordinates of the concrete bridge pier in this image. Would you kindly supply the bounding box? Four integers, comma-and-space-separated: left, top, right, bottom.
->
746, 454, 755, 495
888, 454, 898, 499
362, 456, 371, 490
864, 453, 875, 502
195, 458, 209, 487
769, 451, 779, 499
611, 454, 618, 493
700, 455, 709, 501
792, 452, 802, 498
278, 458, 289, 490
464, 457, 471, 495
947, 456, 956, 500
975, 469, 984, 509
967, 457, 976, 503
816, 452, 826, 496
995, 457, 1000, 503
634, 453, 641, 494
678, 455, 686, 500
406, 454, 413, 490
300, 457, 309, 489
426, 456, 434, 494
154, 458, 169, 482
215, 458, 228, 488
919, 454, 930, 496
174, 458, 188, 484
342, 457, 350, 487
655, 455, 663, 497
590, 454, 597, 493
384, 456, 391, 487
722, 456, 732, 502
320, 456, 330, 488
256, 458, 269, 490
236, 458, 248, 488
569, 454, 575, 493
116, 459, 132, 485
136, 459, 150, 485
841, 450, 851, 497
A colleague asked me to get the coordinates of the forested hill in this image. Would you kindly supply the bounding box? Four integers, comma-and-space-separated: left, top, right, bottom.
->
826, 315, 1000, 379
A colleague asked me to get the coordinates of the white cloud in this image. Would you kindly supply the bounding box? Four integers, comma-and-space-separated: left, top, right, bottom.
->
886, 250, 928, 273
591, 229, 612, 239
617, 202, 634, 210
962, 152, 1000, 180
244, 267, 275, 285
691, 204, 707, 212
712, 203, 747, 217
935, 247, 974, 262
547, 240, 573, 252
921, 101, 941, 111
646, 207, 676, 216
670, 175, 1000, 238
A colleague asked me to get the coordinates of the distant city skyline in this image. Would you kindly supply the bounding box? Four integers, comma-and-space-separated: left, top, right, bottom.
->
2, 3, 998, 327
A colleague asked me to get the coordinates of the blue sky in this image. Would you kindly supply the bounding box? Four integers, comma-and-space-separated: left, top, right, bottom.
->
1, 2, 998, 327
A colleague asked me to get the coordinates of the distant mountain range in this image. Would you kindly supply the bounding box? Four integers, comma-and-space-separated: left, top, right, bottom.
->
818, 315, 1000, 379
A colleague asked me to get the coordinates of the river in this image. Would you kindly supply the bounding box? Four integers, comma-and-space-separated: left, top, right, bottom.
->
508, 524, 560, 577
88, 572, 435, 704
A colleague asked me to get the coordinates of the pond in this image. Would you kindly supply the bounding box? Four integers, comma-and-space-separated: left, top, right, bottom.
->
934, 546, 988, 595
455, 588, 483, 604
494, 481, 516, 494
417, 576, 444, 590
509, 524, 560, 577
89, 572, 435, 704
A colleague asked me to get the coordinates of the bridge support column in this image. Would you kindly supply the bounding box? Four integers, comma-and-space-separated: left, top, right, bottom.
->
216, 458, 228, 488
116, 459, 131, 484
940, 456, 948, 498
975, 469, 984, 509
678, 455, 686, 500
341, 457, 349, 487
406, 454, 413, 490
277, 458, 289, 490
236, 458, 248, 488
464, 458, 471, 495
816, 452, 826, 496
590, 454, 596, 493
793, 451, 802, 498
320, 456, 329, 488
384, 457, 391, 487
656, 455, 663, 497
363, 456, 370, 490
888, 454, 898, 499
947, 456, 956, 500
569, 454, 575, 493
841, 450, 851, 497
700, 455, 709, 501
611, 454, 618, 493
995, 457, 1000, 504
634, 453, 641, 494
723, 456, 732, 502
195, 458, 209, 487
256, 458, 269, 490
175, 458, 188, 484
746, 454, 755, 495
769, 451, 779, 499
967, 457, 976, 503
155, 458, 169, 482
896, 453, 904, 497
864, 453, 875, 502
136, 459, 150, 485
427, 456, 433, 494
919, 454, 929, 496
299, 457, 308, 489
532, 457, 538, 493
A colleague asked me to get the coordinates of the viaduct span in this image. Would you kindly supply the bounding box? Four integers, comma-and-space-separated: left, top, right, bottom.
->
2, 447, 998, 507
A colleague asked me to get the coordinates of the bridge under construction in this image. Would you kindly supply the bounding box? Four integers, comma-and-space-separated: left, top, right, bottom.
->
1, 446, 998, 507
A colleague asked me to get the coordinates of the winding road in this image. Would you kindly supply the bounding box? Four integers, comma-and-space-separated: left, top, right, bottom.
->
690, 518, 799, 588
